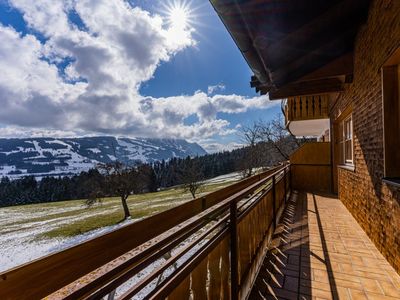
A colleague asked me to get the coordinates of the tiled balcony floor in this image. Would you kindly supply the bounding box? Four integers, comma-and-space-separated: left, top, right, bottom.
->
249, 191, 400, 300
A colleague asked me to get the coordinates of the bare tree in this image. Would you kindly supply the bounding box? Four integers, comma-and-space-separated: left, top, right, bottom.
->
86, 162, 149, 220
180, 159, 204, 199
239, 123, 262, 178
257, 114, 301, 160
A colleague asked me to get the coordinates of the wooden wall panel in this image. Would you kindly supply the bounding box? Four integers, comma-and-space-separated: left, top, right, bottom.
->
291, 165, 332, 192
290, 142, 332, 193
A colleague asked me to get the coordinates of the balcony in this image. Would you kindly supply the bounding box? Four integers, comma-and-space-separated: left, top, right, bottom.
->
284, 95, 330, 137
250, 191, 400, 300
1, 154, 400, 300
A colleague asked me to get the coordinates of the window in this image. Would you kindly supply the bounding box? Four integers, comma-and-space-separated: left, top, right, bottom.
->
335, 107, 354, 169
382, 48, 400, 180
343, 115, 353, 165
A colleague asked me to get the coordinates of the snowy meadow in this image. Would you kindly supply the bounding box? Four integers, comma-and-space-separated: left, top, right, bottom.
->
0, 172, 241, 272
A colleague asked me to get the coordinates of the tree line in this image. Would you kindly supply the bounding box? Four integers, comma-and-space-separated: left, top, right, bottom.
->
0, 115, 307, 208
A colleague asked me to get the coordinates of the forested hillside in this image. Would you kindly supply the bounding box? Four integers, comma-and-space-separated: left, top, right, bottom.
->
0, 137, 296, 207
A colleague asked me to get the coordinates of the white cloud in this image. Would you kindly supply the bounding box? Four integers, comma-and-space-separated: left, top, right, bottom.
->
200, 141, 244, 153
207, 83, 225, 95
0, 125, 84, 138
0, 0, 276, 142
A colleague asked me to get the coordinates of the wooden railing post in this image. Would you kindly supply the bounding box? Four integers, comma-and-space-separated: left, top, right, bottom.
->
230, 201, 239, 300
201, 197, 206, 211
283, 168, 287, 204
272, 175, 276, 230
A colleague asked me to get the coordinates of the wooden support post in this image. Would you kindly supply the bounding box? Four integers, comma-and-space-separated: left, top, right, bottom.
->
230, 201, 239, 300
283, 168, 287, 203
201, 197, 206, 211
272, 175, 276, 230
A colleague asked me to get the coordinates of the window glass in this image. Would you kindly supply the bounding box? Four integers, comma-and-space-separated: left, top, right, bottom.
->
343, 115, 353, 165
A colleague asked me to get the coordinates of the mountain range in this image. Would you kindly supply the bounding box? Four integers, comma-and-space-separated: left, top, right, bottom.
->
0, 137, 207, 179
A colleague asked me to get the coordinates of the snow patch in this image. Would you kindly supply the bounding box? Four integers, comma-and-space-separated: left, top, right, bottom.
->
87, 148, 101, 154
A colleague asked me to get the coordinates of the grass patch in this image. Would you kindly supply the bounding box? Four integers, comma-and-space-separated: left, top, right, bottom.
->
15, 177, 240, 239
41, 211, 124, 239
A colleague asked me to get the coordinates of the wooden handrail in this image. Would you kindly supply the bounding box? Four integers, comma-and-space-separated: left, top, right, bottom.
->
79, 172, 278, 299
0, 165, 287, 300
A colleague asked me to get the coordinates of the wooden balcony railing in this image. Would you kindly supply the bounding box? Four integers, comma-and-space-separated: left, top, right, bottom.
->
284, 94, 329, 125
0, 164, 291, 300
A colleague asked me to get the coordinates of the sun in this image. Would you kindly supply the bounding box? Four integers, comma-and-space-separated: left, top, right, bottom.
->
160, 0, 197, 47
165, 1, 192, 30
169, 6, 189, 29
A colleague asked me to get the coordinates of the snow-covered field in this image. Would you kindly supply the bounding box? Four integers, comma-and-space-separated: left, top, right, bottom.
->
203, 170, 243, 184
0, 171, 240, 273
0, 203, 130, 272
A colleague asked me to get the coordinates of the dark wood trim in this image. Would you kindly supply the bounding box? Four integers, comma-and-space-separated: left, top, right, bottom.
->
269, 78, 343, 100
299, 53, 353, 82
270, 27, 358, 88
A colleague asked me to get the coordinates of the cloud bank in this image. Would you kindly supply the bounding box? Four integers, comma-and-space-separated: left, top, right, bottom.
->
0, 0, 275, 145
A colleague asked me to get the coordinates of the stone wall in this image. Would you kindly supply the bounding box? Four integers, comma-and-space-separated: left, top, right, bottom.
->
330, 0, 400, 272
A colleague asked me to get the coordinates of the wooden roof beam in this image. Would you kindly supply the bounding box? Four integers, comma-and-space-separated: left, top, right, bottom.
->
270, 26, 358, 87
268, 78, 344, 100
298, 52, 354, 82
264, 0, 368, 70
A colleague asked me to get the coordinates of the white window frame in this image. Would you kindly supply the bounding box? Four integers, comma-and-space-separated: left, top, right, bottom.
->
342, 114, 353, 165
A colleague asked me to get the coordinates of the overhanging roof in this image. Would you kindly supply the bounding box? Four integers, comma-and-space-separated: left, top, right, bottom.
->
210, 0, 371, 99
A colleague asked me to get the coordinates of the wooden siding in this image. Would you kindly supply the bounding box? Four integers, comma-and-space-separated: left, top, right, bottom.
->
290, 142, 332, 193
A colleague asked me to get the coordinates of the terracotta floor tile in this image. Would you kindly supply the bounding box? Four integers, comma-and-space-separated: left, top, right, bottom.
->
267, 286, 298, 300
313, 269, 330, 283
352, 264, 388, 275
299, 294, 313, 300
280, 267, 299, 277
336, 287, 351, 300
379, 281, 400, 298
348, 289, 368, 300
365, 292, 400, 300
353, 270, 392, 282
359, 278, 383, 294
333, 278, 363, 290
348, 255, 365, 266
306, 287, 333, 299
283, 276, 299, 292
339, 263, 355, 274
328, 272, 360, 283
301, 278, 351, 296
248, 192, 400, 300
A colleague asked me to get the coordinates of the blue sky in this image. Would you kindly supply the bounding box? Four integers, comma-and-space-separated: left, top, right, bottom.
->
0, 0, 279, 152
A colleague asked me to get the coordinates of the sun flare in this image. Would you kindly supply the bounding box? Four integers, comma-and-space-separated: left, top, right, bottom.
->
161, 1, 195, 47
169, 6, 189, 29
166, 1, 192, 30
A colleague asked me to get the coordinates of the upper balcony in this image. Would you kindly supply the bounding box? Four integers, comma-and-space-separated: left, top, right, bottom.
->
284, 94, 330, 137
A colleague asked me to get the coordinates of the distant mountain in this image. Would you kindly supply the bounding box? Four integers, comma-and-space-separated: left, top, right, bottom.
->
0, 137, 207, 179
